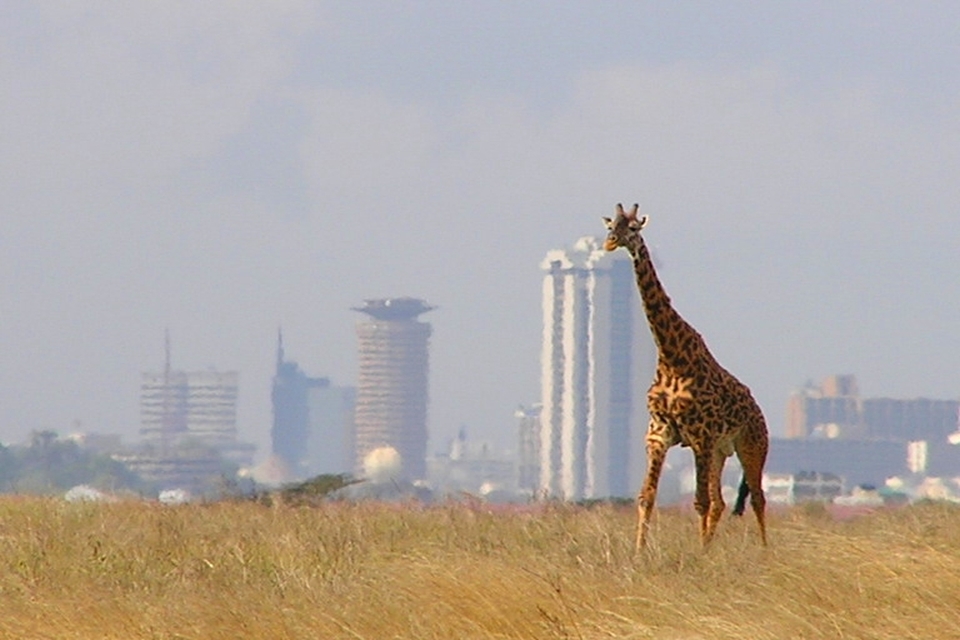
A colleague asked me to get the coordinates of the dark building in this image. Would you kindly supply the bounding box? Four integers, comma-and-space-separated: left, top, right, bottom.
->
767, 438, 907, 489
862, 398, 959, 442
926, 438, 960, 477
270, 331, 330, 479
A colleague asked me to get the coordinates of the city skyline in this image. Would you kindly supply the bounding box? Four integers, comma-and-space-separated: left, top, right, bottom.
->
3, 4, 959, 458
5, 235, 960, 458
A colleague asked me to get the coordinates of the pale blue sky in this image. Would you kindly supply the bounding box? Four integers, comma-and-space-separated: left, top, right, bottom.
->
2, 2, 958, 456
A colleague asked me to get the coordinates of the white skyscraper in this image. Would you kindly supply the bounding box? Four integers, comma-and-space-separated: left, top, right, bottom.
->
539, 236, 654, 500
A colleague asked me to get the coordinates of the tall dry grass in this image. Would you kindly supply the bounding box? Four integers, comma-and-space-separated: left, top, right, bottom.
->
1, 497, 958, 639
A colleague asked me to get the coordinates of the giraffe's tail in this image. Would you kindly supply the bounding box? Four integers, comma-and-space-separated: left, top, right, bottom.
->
732, 475, 749, 516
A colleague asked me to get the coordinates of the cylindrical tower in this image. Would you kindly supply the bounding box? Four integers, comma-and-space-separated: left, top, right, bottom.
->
352, 297, 434, 481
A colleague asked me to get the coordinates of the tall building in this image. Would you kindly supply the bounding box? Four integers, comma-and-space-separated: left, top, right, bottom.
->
271, 332, 329, 476
515, 404, 541, 494
136, 335, 249, 493
271, 332, 356, 479
352, 297, 433, 481
140, 335, 239, 451
305, 383, 356, 476
539, 236, 654, 500
140, 371, 188, 445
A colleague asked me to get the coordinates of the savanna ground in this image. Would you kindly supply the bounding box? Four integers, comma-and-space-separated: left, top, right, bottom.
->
1, 497, 958, 639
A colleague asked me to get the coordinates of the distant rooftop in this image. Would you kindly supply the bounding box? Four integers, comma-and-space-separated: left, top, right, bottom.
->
352, 297, 435, 320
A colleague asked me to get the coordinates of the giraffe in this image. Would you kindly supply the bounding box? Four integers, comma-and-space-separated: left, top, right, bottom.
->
602, 203, 769, 550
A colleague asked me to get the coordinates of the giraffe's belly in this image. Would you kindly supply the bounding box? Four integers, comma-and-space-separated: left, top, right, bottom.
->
716, 433, 736, 457
655, 414, 738, 458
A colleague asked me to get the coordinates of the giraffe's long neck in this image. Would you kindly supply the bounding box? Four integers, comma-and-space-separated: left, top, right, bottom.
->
627, 235, 698, 365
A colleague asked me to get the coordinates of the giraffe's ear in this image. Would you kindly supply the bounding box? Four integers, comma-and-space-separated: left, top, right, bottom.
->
602, 216, 613, 229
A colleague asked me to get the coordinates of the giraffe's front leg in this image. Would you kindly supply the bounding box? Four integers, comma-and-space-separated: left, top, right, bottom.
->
636, 428, 670, 551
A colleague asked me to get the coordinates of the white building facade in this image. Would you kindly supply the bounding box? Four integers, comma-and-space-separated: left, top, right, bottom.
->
539, 237, 654, 500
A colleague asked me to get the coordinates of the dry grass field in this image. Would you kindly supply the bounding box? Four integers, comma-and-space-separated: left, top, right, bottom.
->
1, 497, 958, 639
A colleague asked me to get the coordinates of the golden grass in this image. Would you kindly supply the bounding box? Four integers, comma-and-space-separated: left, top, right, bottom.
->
1, 497, 958, 639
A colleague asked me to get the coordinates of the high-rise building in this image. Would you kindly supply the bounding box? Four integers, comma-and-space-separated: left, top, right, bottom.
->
271, 332, 327, 475
515, 404, 541, 493
134, 334, 256, 493
352, 297, 433, 481
140, 371, 188, 445
539, 236, 654, 500
140, 366, 238, 450
305, 383, 356, 476
271, 331, 355, 479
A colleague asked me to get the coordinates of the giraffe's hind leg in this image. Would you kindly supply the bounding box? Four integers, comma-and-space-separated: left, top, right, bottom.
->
735, 433, 769, 545
703, 447, 728, 544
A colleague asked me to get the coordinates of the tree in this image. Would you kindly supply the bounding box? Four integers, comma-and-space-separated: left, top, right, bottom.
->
4, 431, 145, 495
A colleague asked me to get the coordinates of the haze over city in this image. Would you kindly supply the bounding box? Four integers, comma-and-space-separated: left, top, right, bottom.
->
3, 3, 958, 459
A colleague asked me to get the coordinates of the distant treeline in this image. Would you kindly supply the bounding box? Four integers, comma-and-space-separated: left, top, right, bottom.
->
0, 430, 145, 495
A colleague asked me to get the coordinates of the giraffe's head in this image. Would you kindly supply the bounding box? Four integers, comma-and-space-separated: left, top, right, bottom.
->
602, 203, 648, 252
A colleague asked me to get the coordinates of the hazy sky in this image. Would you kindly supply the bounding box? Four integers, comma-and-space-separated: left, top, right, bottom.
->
3, 2, 959, 457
